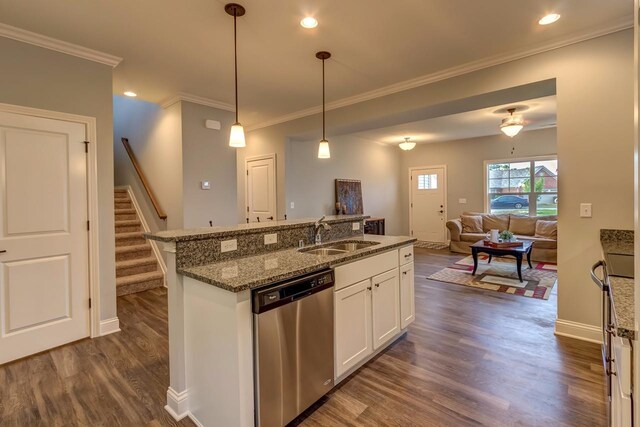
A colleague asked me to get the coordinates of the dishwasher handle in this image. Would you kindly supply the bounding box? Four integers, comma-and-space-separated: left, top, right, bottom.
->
590, 260, 607, 290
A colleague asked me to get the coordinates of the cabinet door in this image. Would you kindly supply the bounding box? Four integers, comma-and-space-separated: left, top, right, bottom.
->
372, 269, 400, 350
335, 279, 373, 378
400, 262, 415, 329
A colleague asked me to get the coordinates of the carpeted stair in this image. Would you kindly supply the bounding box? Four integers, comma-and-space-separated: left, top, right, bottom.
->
114, 189, 164, 296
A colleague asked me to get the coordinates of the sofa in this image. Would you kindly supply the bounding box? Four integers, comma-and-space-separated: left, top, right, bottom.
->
446, 212, 557, 263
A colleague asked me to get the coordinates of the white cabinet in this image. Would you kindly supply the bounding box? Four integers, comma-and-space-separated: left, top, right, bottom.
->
372, 269, 400, 350
400, 262, 415, 329
335, 279, 373, 378
611, 336, 632, 427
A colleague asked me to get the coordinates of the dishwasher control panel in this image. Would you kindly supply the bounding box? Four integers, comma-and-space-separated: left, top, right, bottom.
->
252, 269, 334, 314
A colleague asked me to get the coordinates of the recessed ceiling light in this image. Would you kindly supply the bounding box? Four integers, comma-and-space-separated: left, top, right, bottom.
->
300, 17, 318, 29
124, 91, 137, 97
538, 13, 560, 25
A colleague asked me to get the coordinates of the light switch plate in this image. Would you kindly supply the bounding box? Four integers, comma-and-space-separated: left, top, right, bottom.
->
352, 222, 360, 231
459, 198, 467, 204
221, 239, 237, 252
264, 233, 278, 245
290, 202, 295, 209
201, 180, 211, 190
580, 203, 592, 218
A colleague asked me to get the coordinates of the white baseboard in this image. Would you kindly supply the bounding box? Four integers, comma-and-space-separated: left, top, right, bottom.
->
165, 387, 190, 421
99, 317, 121, 336
554, 319, 601, 344
187, 412, 204, 427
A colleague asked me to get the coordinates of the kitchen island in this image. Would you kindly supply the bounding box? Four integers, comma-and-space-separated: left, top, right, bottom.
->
147, 216, 415, 427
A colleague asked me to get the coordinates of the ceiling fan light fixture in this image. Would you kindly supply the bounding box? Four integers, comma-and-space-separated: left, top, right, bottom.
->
500, 108, 524, 138
399, 137, 416, 151
226, 3, 246, 148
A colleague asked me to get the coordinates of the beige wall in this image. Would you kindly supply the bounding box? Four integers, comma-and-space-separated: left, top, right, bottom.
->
242, 30, 635, 331
285, 135, 403, 235
0, 38, 117, 320
400, 127, 557, 231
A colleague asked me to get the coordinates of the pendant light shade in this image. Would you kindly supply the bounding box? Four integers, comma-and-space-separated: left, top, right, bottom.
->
500, 108, 524, 138
226, 3, 246, 148
399, 137, 416, 151
316, 51, 331, 159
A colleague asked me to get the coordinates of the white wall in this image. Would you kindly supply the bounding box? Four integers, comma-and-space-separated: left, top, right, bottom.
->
400, 127, 557, 231
0, 37, 117, 321
285, 135, 403, 235
242, 30, 635, 334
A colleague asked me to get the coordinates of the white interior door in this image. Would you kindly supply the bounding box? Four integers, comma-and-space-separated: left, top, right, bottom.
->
0, 110, 89, 365
246, 155, 276, 223
410, 167, 446, 243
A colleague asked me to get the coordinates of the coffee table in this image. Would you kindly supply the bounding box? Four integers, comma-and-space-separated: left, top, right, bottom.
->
470, 240, 534, 283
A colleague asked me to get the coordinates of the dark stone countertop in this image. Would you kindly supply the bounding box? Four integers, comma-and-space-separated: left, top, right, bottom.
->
178, 234, 416, 292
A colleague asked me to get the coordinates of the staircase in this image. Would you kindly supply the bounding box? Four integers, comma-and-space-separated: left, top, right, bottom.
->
114, 188, 164, 296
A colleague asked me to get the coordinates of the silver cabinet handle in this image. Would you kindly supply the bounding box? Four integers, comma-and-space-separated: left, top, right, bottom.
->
590, 260, 606, 289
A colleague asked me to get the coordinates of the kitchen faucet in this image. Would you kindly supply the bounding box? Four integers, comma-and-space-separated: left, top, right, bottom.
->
314, 216, 332, 244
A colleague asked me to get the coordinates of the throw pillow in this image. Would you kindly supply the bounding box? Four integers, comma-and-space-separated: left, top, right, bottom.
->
535, 220, 557, 239
482, 214, 510, 232
509, 215, 537, 236
460, 215, 483, 233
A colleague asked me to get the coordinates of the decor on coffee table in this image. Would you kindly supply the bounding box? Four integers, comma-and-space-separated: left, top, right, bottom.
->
471, 239, 533, 282
428, 254, 557, 300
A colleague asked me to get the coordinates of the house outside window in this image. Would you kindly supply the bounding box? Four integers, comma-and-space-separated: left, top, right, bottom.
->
485, 157, 558, 216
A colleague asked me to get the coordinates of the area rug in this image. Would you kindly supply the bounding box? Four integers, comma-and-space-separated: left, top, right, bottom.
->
427, 255, 557, 300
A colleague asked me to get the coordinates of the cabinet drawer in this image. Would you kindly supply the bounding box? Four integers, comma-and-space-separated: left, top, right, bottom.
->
334, 250, 398, 291
399, 245, 414, 265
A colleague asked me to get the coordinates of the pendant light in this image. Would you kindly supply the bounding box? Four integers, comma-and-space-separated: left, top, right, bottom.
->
225, 3, 246, 148
399, 137, 416, 151
500, 108, 524, 138
316, 51, 331, 159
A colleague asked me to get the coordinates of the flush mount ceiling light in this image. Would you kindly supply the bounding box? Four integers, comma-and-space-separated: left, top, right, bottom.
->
124, 91, 137, 97
399, 137, 416, 151
300, 17, 318, 28
500, 108, 524, 138
538, 13, 561, 25
226, 3, 246, 148
316, 51, 331, 159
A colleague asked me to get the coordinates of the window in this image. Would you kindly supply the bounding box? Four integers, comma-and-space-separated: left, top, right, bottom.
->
486, 157, 557, 216
417, 174, 438, 190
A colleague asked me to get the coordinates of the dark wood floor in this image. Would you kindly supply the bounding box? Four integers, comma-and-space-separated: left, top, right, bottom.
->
0, 248, 606, 426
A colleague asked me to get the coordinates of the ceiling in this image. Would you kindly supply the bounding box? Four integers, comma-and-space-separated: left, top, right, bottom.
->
0, 1, 631, 127
352, 95, 557, 145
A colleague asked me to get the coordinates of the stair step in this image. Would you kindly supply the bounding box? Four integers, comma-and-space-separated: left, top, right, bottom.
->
115, 208, 137, 220
115, 201, 132, 209
116, 271, 163, 296
116, 244, 152, 261
114, 188, 128, 194
115, 220, 142, 233
116, 257, 158, 277
115, 231, 147, 247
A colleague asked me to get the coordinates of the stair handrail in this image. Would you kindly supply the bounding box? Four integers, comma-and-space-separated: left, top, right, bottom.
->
120, 138, 167, 220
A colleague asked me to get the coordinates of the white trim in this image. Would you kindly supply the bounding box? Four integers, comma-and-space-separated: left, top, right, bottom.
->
246, 18, 632, 132
160, 92, 235, 112
165, 387, 190, 421
554, 319, 601, 344
0, 102, 103, 339
244, 153, 278, 223
117, 185, 167, 286
408, 165, 448, 242
99, 317, 121, 336
0, 23, 122, 67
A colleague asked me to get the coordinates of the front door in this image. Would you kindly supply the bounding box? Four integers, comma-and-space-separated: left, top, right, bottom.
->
0, 110, 90, 364
410, 167, 446, 243
246, 155, 276, 223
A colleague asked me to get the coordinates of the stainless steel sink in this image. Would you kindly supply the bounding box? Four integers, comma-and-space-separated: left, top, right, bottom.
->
301, 248, 347, 256
325, 242, 379, 252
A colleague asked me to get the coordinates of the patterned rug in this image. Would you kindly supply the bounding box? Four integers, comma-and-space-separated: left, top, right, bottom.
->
427, 255, 557, 300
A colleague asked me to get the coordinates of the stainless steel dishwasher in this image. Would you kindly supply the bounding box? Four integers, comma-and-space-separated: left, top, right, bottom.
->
253, 269, 335, 427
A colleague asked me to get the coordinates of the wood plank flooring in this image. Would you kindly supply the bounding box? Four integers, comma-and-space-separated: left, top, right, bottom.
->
0, 248, 606, 426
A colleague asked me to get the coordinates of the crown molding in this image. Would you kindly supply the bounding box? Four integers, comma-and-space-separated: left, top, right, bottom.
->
0, 23, 122, 67
160, 92, 235, 112
247, 17, 632, 132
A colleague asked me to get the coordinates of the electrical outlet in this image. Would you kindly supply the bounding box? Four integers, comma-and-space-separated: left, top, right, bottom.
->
352, 222, 360, 231
264, 233, 278, 245
580, 203, 592, 218
290, 202, 295, 209
221, 239, 238, 252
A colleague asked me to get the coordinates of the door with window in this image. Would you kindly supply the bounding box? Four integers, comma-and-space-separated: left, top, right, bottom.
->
246, 155, 277, 223
0, 110, 90, 364
410, 167, 446, 243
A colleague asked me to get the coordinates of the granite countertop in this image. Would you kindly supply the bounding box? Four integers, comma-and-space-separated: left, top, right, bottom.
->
600, 229, 635, 340
179, 234, 416, 292
146, 215, 370, 243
